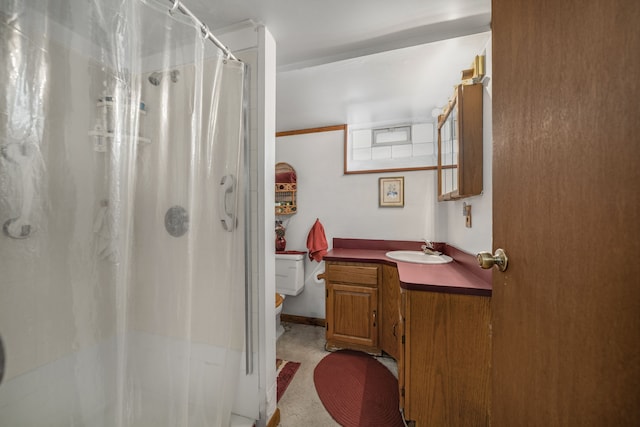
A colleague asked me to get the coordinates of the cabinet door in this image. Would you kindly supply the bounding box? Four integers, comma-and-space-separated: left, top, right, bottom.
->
398, 289, 407, 412
380, 265, 400, 359
437, 83, 483, 201
326, 283, 378, 349
404, 290, 491, 426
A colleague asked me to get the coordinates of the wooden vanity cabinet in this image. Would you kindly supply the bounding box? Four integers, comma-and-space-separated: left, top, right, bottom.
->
400, 289, 491, 426
325, 262, 381, 353
325, 259, 491, 425
325, 261, 401, 357
380, 265, 401, 360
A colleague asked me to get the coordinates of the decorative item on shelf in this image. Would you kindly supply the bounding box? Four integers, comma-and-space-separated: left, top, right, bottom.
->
461, 55, 486, 85
98, 96, 147, 134
88, 124, 108, 152
275, 220, 287, 251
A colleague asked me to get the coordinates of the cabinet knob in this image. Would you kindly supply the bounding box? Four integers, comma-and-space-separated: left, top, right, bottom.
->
477, 248, 508, 272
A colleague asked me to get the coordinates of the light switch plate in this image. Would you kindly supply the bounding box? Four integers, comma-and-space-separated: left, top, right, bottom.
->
464, 204, 472, 228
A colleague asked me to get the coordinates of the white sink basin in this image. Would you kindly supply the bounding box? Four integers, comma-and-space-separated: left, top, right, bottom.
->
385, 250, 453, 265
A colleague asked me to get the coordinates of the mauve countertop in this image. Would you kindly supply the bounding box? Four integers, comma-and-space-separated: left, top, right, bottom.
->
324, 238, 492, 297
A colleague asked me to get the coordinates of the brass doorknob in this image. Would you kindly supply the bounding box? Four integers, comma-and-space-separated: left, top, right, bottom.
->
477, 248, 508, 272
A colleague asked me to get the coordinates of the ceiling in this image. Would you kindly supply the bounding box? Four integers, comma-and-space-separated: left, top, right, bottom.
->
33, 0, 493, 133
274, 32, 491, 132
185, 0, 492, 132
189, 0, 492, 132
188, 0, 491, 69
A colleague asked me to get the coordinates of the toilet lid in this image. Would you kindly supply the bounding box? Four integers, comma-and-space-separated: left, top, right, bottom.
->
275, 293, 284, 308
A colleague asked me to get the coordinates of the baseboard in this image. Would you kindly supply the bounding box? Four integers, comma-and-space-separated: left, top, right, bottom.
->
281, 313, 326, 327
266, 407, 280, 427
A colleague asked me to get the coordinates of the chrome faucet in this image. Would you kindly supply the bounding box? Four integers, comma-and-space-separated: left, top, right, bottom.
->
421, 239, 441, 255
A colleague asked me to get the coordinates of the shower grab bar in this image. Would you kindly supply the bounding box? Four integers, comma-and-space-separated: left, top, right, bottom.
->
218, 174, 235, 232
1, 143, 36, 239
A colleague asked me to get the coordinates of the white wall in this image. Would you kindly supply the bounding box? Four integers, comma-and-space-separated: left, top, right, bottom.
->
436, 35, 493, 254
275, 129, 437, 318
275, 37, 493, 319
0, 34, 117, 427
254, 26, 278, 426
222, 23, 279, 426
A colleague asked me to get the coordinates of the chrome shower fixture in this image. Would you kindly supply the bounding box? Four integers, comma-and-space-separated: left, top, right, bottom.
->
148, 69, 180, 86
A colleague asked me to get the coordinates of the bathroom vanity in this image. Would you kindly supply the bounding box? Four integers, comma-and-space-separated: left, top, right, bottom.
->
324, 262, 382, 352
323, 262, 401, 359
323, 239, 491, 427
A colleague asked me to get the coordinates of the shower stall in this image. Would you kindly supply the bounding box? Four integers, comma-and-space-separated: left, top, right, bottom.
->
0, 1, 259, 425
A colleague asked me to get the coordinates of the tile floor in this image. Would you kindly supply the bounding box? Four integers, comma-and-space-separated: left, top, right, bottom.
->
275, 322, 398, 427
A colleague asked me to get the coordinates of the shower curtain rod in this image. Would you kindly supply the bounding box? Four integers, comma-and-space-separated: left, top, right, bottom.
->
168, 0, 238, 61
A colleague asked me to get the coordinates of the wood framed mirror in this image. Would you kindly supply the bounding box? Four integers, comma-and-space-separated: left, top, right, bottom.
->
437, 83, 484, 201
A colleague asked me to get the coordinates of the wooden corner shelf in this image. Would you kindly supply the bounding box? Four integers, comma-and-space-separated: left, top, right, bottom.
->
275, 182, 297, 215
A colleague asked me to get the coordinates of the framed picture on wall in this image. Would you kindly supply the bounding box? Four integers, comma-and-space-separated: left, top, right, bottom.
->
379, 177, 404, 207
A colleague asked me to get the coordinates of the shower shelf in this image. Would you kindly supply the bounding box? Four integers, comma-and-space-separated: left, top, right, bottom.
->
88, 130, 151, 152
96, 99, 147, 113
90, 97, 150, 152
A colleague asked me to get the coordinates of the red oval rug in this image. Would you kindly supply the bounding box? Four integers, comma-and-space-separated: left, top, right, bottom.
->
313, 350, 404, 427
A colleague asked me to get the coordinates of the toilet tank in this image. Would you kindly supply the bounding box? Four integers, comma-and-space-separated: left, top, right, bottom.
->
275, 253, 305, 296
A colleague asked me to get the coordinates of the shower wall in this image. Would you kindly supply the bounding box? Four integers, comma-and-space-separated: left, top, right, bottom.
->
1, 3, 254, 425
0, 32, 118, 426
133, 60, 243, 346
124, 56, 247, 424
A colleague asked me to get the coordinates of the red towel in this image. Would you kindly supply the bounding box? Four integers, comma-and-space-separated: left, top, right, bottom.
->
306, 219, 328, 262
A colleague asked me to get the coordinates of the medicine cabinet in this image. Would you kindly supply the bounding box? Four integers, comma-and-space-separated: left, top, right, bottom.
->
437, 83, 483, 201
275, 162, 297, 215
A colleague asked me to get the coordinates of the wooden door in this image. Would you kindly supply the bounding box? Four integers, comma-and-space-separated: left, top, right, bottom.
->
492, 0, 640, 425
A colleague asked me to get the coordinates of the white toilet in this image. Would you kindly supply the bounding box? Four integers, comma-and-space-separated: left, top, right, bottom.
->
275, 252, 305, 339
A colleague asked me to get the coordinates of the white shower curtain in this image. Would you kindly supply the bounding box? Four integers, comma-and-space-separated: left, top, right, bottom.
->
0, 1, 247, 425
